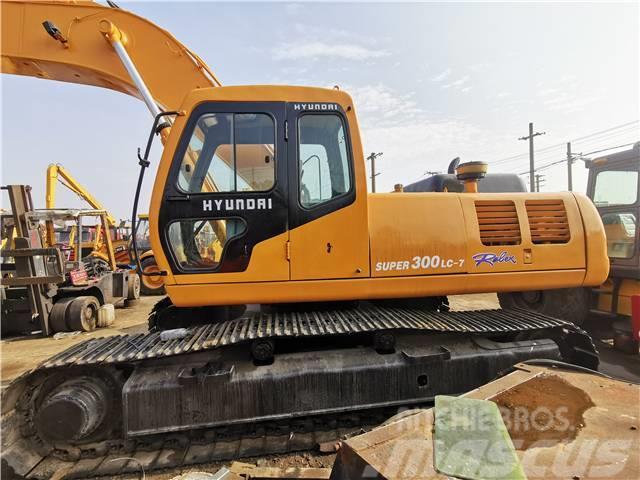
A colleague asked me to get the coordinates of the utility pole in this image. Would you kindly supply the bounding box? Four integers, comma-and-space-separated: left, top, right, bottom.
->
518, 122, 546, 192
535, 173, 545, 192
367, 152, 383, 193
566, 142, 573, 191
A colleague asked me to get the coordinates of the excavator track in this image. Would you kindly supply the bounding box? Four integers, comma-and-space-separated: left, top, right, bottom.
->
2, 306, 598, 479
39, 306, 586, 367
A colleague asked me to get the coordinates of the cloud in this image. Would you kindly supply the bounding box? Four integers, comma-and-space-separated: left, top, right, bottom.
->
538, 88, 558, 97
469, 63, 491, 72
442, 75, 470, 89
544, 95, 599, 114
431, 68, 451, 82
344, 84, 420, 123
343, 83, 513, 190
272, 42, 389, 61
292, 23, 377, 46
284, 3, 303, 15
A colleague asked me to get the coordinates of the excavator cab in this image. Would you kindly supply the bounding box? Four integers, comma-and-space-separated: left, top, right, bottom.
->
148, 89, 370, 305
588, 144, 639, 271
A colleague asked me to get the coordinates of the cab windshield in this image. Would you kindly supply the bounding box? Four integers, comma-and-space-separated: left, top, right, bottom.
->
593, 169, 639, 206
593, 167, 639, 259
177, 113, 276, 194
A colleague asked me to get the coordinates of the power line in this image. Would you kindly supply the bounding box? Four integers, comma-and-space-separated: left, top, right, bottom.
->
504, 128, 639, 174
366, 152, 383, 193
493, 120, 639, 167
517, 140, 639, 176
581, 142, 638, 157
570, 120, 639, 143
518, 122, 546, 192
499, 124, 639, 168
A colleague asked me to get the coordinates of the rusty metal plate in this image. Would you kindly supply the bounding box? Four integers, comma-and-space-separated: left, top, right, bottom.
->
330, 363, 639, 480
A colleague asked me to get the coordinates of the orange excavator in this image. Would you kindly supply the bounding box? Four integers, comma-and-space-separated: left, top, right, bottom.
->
1, 1, 608, 477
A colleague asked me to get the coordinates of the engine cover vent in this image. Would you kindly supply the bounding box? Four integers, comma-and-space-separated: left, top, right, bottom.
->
526, 199, 571, 244
475, 200, 521, 246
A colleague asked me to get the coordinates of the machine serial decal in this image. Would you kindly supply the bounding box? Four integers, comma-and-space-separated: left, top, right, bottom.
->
375, 255, 465, 272
203, 198, 273, 212
293, 103, 339, 111
472, 252, 517, 267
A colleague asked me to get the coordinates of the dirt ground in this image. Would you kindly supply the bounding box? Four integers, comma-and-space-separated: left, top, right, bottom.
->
2, 292, 638, 479
492, 373, 595, 449
1, 296, 154, 386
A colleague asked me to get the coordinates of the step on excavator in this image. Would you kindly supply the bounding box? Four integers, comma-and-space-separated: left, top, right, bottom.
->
1, 1, 609, 477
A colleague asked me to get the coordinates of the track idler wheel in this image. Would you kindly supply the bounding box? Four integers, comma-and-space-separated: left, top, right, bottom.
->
34, 377, 110, 442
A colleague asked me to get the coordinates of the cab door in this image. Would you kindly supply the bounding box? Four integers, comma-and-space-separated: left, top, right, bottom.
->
286, 103, 370, 280
588, 156, 639, 277
159, 102, 289, 284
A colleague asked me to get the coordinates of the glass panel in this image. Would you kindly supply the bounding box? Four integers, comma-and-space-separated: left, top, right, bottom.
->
602, 212, 637, 259
177, 113, 275, 193
135, 218, 151, 251
593, 170, 639, 206
235, 114, 275, 191
55, 229, 71, 244
299, 115, 351, 208
168, 219, 246, 270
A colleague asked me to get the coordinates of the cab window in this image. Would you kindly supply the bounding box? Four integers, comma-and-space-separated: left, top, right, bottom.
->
299, 114, 351, 208
177, 113, 275, 193
593, 170, 638, 206
135, 219, 151, 251
168, 218, 246, 270
602, 213, 637, 259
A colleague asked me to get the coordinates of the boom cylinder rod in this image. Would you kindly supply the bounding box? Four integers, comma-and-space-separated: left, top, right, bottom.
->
99, 20, 162, 119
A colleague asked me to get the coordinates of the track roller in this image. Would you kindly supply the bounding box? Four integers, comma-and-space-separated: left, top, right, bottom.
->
373, 331, 396, 353
251, 339, 275, 363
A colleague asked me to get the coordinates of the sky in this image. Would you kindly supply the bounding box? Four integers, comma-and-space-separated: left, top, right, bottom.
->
2, 1, 639, 220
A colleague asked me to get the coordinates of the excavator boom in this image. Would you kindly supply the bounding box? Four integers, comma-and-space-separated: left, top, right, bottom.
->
46, 163, 116, 226
1, 0, 220, 112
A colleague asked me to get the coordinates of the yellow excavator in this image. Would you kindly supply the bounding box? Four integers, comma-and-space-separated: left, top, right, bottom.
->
587, 144, 639, 351
45, 163, 127, 261
45, 163, 166, 293
1, 1, 609, 477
